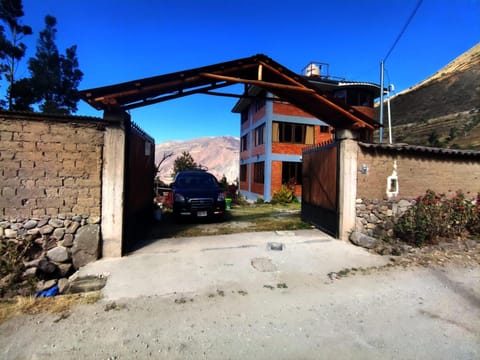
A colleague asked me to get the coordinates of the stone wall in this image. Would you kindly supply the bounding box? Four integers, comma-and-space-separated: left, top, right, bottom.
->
0, 112, 104, 218
0, 214, 100, 296
0, 112, 109, 296
354, 198, 413, 239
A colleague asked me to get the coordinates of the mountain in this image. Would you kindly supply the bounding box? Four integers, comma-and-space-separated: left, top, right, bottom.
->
386, 42, 480, 149
155, 136, 240, 184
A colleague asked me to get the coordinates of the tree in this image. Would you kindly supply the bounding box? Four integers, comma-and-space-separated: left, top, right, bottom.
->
155, 151, 174, 177
172, 151, 198, 176
0, 0, 32, 110
28, 15, 83, 114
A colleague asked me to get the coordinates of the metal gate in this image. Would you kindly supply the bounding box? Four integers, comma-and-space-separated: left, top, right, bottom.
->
123, 121, 156, 253
301, 141, 339, 237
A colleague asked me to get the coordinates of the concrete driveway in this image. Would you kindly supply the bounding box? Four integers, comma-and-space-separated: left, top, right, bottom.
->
79, 229, 389, 300
2, 229, 479, 359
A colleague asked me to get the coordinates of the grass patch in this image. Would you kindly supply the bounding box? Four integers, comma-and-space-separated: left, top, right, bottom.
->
148, 203, 311, 239
0, 291, 101, 324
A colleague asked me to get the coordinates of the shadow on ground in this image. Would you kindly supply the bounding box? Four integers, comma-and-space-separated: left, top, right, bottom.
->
130, 205, 311, 253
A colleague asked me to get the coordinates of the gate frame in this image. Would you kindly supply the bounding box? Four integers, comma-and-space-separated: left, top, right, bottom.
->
302, 129, 358, 240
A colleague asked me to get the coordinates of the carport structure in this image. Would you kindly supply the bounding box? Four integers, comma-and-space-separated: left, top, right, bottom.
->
79, 54, 380, 256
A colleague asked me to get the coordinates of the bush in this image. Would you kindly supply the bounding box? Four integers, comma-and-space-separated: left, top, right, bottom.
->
394, 190, 480, 246
255, 197, 265, 205
0, 236, 35, 296
271, 185, 294, 204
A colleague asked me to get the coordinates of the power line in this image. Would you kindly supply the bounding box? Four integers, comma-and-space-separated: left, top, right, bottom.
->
383, 0, 424, 62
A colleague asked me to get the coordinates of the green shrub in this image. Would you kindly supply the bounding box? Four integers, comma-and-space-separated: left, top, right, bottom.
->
394, 190, 480, 246
255, 197, 265, 205
271, 185, 294, 204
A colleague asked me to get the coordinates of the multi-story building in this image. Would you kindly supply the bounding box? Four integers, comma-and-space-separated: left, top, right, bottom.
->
232, 63, 379, 202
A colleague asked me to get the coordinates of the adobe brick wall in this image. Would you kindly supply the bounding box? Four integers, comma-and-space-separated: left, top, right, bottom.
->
0, 113, 104, 218
357, 147, 480, 200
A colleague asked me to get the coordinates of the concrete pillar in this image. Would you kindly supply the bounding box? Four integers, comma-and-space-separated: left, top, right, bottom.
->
101, 111, 129, 257
336, 129, 359, 241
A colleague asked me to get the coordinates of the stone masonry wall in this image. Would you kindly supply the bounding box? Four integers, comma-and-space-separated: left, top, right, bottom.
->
0, 114, 103, 218
0, 112, 106, 297
355, 198, 413, 239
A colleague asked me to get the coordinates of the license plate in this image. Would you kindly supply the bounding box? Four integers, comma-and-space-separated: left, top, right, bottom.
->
197, 211, 207, 217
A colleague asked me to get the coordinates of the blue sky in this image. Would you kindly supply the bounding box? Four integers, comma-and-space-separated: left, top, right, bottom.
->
10, 0, 480, 142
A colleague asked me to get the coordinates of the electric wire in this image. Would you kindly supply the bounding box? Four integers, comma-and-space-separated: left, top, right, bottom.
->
383, 0, 424, 62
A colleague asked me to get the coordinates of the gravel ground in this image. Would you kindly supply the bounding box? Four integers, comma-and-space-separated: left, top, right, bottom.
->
1, 231, 479, 359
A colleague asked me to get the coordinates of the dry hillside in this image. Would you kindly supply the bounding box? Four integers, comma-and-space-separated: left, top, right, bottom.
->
155, 136, 239, 184
385, 42, 480, 149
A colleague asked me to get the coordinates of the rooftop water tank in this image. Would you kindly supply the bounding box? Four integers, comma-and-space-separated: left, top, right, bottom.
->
305, 63, 321, 77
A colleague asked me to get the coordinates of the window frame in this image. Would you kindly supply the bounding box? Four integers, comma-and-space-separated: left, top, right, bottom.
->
272, 121, 314, 145
281, 161, 302, 185
254, 124, 265, 146
253, 161, 264, 184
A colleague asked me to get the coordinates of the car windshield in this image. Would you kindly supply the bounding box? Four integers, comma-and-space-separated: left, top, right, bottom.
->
176, 174, 217, 187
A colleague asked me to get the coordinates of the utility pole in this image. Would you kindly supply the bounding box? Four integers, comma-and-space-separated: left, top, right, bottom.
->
379, 61, 385, 143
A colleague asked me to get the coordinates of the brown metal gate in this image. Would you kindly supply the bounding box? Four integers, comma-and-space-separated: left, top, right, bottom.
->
301, 141, 339, 237
123, 121, 156, 253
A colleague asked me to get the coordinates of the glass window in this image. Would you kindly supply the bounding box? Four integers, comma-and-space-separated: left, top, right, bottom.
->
273, 121, 314, 144
241, 134, 248, 152
254, 162, 264, 184
282, 162, 302, 185
254, 124, 265, 146
240, 164, 247, 182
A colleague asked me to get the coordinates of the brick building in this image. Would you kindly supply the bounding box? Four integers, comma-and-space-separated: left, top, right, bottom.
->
232, 63, 379, 202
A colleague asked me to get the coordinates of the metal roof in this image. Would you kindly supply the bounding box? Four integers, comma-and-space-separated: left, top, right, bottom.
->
78, 54, 380, 131
359, 142, 480, 159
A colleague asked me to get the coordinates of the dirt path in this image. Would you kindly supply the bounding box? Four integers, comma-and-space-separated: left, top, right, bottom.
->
1, 266, 479, 359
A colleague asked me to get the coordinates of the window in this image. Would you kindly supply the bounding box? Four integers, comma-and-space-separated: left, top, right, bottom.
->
282, 162, 302, 185
272, 122, 314, 145
320, 125, 330, 133
254, 124, 265, 146
241, 110, 248, 124
254, 162, 264, 184
241, 134, 248, 152
254, 92, 266, 112
240, 164, 247, 182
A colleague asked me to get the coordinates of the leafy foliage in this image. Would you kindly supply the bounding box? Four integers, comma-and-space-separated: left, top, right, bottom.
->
0, 7, 83, 113
0, 0, 32, 109
0, 235, 34, 295
394, 190, 480, 246
172, 151, 198, 176
28, 15, 83, 114
271, 185, 295, 204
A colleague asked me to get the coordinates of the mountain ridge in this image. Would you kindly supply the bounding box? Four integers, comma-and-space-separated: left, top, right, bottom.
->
155, 135, 240, 184
386, 42, 480, 148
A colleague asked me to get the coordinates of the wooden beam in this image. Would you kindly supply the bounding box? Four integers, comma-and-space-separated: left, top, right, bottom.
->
200, 73, 316, 93
122, 82, 231, 110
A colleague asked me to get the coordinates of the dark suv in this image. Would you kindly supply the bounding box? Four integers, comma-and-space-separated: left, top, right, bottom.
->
171, 170, 226, 220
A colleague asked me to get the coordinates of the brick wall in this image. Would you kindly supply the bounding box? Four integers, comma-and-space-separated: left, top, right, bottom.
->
0, 113, 104, 218
357, 146, 480, 200
271, 161, 282, 196
273, 102, 312, 117
253, 106, 266, 122
272, 142, 306, 155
